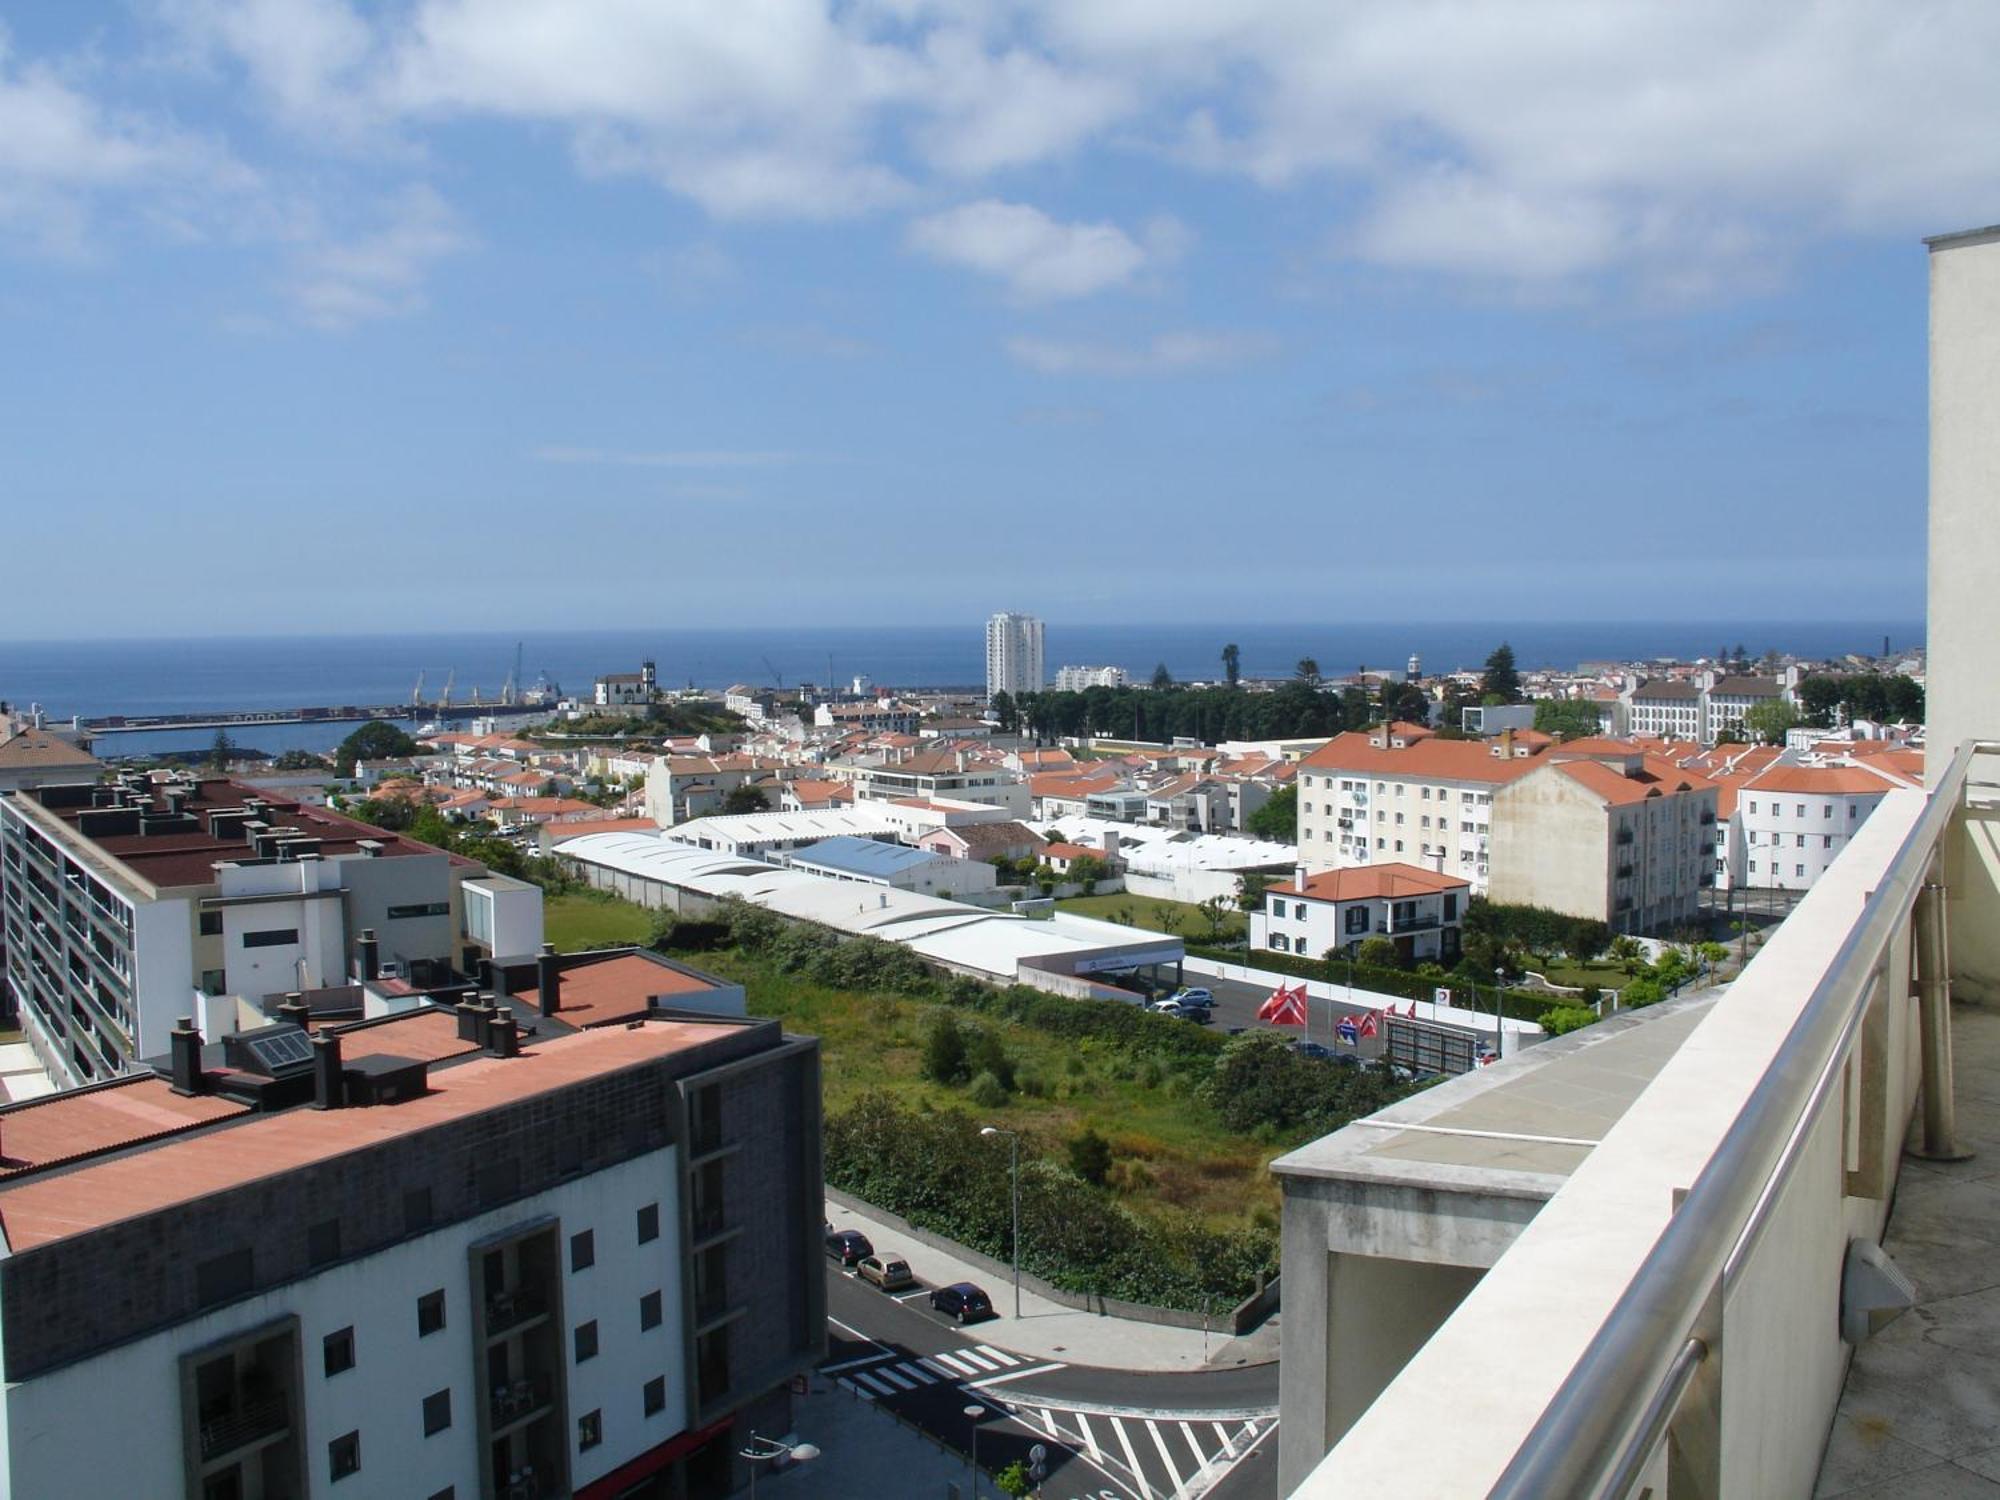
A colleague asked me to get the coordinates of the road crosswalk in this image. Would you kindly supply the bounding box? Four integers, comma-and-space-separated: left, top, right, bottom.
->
830, 1340, 1273, 1500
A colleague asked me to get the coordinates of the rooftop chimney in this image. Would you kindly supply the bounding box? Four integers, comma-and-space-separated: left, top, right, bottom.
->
537, 943, 562, 1018
277, 993, 310, 1029
311, 1032, 344, 1110
456, 997, 491, 1045
169, 1016, 204, 1096
357, 928, 380, 982
488, 1013, 520, 1058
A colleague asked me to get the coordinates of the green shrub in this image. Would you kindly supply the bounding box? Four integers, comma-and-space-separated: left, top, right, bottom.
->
967, 1071, 1008, 1108
1621, 977, 1667, 1009
923, 1013, 970, 1085
1067, 1128, 1113, 1186
1540, 1005, 1599, 1036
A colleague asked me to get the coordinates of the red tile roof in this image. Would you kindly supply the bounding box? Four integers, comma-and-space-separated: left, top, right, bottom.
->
1301, 731, 1547, 785
520, 953, 724, 1029
0, 1078, 247, 1180
1270, 863, 1471, 902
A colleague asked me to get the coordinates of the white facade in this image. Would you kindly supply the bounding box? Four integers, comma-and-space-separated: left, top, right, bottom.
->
985, 613, 1045, 700
1053, 664, 1129, 692
1735, 774, 1895, 894
1250, 868, 1467, 964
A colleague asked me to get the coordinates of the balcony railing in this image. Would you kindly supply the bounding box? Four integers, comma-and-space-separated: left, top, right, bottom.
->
489, 1373, 553, 1428
199, 1394, 289, 1461
1294, 740, 1990, 1499
484, 1288, 548, 1338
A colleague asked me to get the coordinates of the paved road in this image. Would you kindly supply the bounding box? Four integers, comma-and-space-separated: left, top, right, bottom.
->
1160, 971, 1393, 1061
824, 1267, 1278, 1500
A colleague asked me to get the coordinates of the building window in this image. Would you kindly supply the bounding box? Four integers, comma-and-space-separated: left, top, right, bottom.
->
423, 1388, 452, 1437
571, 1229, 595, 1272
638, 1202, 660, 1244
329, 1431, 360, 1482
307, 1217, 341, 1267
644, 1376, 667, 1417
578, 1410, 602, 1451
198, 911, 223, 936
1271, 934, 1290, 953
387, 901, 450, 919
324, 1326, 356, 1377
418, 1289, 446, 1337
1824, 836, 1834, 849
1345, 906, 1370, 935
575, 1320, 599, 1363
200, 969, 226, 995
242, 928, 300, 948
1796, 865, 1806, 878
1270, 899, 1286, 919
640, 1290, 663, 1331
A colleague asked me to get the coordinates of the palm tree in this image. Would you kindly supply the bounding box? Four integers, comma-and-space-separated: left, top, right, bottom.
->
1295, 657, 1321, 687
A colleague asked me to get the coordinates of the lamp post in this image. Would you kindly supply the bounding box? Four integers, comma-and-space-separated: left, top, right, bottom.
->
1493, 965, 1506, 1061
980, 1126, 1022, 1318
740, 1432, 820, 1500
965, 1402, 986, 1498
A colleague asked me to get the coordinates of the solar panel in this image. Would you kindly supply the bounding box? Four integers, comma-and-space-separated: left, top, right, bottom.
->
245, 1028, 314, 1070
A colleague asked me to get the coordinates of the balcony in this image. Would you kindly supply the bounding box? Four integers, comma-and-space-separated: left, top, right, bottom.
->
489, 1373, 554, 1432
484, 1287, 548, 1339
1283, 740, 1998, 1498
199, 1394, 289, 1462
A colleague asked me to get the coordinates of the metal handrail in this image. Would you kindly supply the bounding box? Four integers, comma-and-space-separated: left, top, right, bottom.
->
1489, 739, 1982, 1500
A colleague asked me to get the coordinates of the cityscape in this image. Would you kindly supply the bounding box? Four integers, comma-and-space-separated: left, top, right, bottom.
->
0, 7, 1993, 1500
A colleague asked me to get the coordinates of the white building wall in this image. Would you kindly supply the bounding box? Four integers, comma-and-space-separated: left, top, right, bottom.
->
984, 613, 1045, 700
1738, 789, 1886, 893
131, 894, 196, 1060
0, 1145, 683, 1500
1297, 769, 1495, 891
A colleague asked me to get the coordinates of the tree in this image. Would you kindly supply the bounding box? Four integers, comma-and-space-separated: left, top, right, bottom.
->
721, 783, 771, 815
1295, 657, 1322, 687
922, 1013, 970, 1085
333, 720, 421, 775
1609, 935, 1645, 973
1150, 662, 1174, 690
1195, 896, 1234, 943
1356, 936, 1400, 969
1221, 642, 1242, 688
1237, 872, 1277, 911
990, 689, 1018, 733
1067, 1128, 1113, 1187
1067, 854, 1107, 895
1245, 783, 1298, 841
207, 729, 236, 770
1742, 699, 1801, 746
1481, 643, 1522, 705
1796, 675, 1844, 726
1533, 698, 1604, 740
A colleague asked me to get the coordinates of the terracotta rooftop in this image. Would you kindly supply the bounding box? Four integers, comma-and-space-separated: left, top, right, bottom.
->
0, 727, 98, 772
1301, 731, 1548, 785
516, 951, 725, 1029
330, 1008, 486, 1066
1746, 764, 1902, 796
1272, 863, 1472, 902
0, 1077, 247, 1181
0, 1019, 738, 1251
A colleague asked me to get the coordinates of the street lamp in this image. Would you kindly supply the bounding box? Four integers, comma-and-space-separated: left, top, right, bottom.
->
1493, 966, 1506, 1061
965, 1402, 986, 1499
980, 1126, 1022, 1318
740, 1432, 820, 1499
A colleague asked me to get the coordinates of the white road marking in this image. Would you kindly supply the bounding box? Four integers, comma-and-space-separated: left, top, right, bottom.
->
827, 1315, 886, 1348
1145, 1419, 1186, 1496
974, 1344, 1021, 1366
849, 1369, 895, 1397
1179, 1423, 1209, 1471
1076, 1414, 1106, 1464
875, 1366, 917, 1392
930, 1351, 978, 1376
1112, 1418, 1146, 1490
964, 1361, 1068, 1391
1210, 1422, 1236, 1458
899, 1361, 939, 1385
820, 1350, 896, 1375
955, 1348, 999, 1372
917, 1356, 959, 1380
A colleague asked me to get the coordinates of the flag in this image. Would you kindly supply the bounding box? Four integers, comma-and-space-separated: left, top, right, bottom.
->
1259, 983, 1307, 1026
1336, 1015, 1360, 1045
1357, 1010, 1379, 1039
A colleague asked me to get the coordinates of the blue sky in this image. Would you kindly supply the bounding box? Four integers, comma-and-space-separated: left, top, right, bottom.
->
0, 2, 1980, 638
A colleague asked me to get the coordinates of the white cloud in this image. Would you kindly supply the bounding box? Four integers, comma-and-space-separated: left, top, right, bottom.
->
533, 447, 796, 468
290, 184, 468, 327
1005, 329, 1278, 375
909, 199, 1155, 300
160, 0, 382, 141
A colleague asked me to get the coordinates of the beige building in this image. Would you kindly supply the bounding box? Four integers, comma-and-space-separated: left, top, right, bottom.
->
1295, 723, 1551, 892
1488, 749, 1718, 934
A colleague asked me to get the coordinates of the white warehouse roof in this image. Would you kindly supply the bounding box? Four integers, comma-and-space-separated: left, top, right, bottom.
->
1028, 817, 1297, 874
554, 831, 1180, 984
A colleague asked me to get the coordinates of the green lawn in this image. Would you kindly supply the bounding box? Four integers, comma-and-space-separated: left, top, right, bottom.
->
1056, 891, 1245, 943
544, 892, 654, 952
1530, 958, 1630, 990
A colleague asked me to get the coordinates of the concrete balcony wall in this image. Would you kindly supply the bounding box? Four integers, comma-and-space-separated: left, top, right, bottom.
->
1293, 786, 1931, 1497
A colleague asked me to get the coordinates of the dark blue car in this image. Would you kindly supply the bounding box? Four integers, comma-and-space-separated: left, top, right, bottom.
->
929, 1282, 994, 1323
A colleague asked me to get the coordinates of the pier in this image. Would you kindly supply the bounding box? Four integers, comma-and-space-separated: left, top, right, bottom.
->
78, 703, 495, 735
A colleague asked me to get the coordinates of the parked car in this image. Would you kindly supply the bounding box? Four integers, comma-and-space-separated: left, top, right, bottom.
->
929, 1282, 995, 1323
1292, 1040, 1335, 1061
1146, 998, 1189, 1015
824, 1229, 873, 1267
857, 1254, 916, 1292
1169, 987, 1214, 1008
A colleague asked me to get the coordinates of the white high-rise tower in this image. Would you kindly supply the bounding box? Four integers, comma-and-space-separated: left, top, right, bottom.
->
985, 612, 1045, 700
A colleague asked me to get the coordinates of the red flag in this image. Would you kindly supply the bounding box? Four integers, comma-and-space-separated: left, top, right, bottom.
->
1260, 984, 1307, 1027
1357, 1009, 1379, 1039
1256, 985, 1290, 1023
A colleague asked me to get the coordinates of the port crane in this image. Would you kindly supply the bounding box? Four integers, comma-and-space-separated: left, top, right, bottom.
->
411, 670, 426, 707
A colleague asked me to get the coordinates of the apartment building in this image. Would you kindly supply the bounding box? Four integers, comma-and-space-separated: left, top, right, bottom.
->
0, 714, 99, 1021
1487, 749, 1718, 934
848, 747, 1030, 816
1251, 863, 1469, 965
0, 951, 821, 1499
1052, 664, 1129, 691
1732, 761, 1906, 894
1620, 678, 1704, 741
1294, 724, 1550, 893
984, 612, 1045, 700
1703, 672, 1788, 742
0, 771, 538, 1092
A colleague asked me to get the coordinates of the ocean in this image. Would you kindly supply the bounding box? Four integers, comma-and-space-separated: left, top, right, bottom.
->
0, 620, 1921, 760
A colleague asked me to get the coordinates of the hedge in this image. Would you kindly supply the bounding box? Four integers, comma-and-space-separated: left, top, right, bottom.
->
1184, 942, 1567, 1025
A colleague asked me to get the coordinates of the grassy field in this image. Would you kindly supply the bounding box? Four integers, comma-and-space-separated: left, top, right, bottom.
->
1530, 958, 1631, 990
689, 947, 1280, 1231
1056, 891, 1246, 943
544, 892, 654, 951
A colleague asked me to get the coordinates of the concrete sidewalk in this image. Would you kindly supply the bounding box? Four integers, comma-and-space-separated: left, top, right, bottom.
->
826, 1197, 1277, 1374
752, 1363, 1000, 1500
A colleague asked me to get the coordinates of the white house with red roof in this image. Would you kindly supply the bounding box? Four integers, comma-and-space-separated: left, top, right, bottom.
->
1251, 863, 1470, 965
